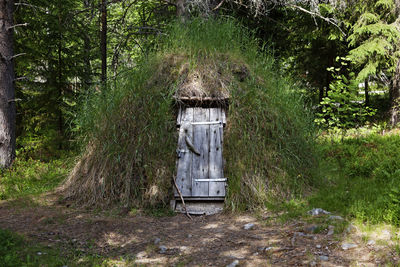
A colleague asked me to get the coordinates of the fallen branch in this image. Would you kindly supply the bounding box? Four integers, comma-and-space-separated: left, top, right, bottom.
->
173, 177, 192, 220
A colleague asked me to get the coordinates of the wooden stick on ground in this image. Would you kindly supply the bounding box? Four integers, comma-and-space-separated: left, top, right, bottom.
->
173, 178, 192, 220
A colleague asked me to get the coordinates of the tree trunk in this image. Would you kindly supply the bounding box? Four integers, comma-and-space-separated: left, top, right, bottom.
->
83, 0, 92, 89
390, 60, 400, 126
364, 78, 369, 107
390, 0, 400, 126
100, 0, 107, 83
57, 7, 64, 147
0, 0, 16, 167
319, 86, 324, 103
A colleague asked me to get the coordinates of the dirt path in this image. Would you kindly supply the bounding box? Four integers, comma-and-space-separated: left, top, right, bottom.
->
0, 196, 395, 266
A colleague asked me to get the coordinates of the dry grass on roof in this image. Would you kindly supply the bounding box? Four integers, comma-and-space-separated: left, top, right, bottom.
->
154, 53, 250, 100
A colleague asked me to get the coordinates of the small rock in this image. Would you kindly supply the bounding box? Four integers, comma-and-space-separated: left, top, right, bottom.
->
316, 244, 321, 249
226, 260, 239, 267
37, 252, 42, 256
305, 225, 319, 234
327, 225, 335, 236
252, 252, 259, 256
136, 251, 147, 259
308, 208, 331, 216
179, 246, 188, 252
380, 229, 391, 240
154, 237, 161, 245
367, 240, 376, 246
244, 223, 255, 230
187, 234, 193, 238
329, 215, 343, 220
310, 260, 317, 266
159, 245, 167, 254
294, 232, 307, 237
319, 255, 329, 261
346, 224, 357, 233
341, 243, 358, 250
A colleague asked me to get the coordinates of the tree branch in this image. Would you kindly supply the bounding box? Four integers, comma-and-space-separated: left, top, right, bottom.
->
8, 53, 26, 60
289, 4, 346, 36
7, 23, 28, 30
14, 2, 46, 11
213, 0, 226, 11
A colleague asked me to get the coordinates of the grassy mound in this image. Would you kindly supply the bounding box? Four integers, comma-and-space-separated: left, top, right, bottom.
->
62, 18, 317, 209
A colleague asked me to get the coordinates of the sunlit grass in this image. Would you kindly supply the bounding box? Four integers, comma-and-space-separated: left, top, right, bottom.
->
0, 156, 72, 200
309, 130, 400, 226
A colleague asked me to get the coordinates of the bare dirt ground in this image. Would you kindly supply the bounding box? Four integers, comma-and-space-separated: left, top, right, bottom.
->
0, 194, 397, 266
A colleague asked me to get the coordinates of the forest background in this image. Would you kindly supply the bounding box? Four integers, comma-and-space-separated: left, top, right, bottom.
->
0, 0, 400, 234
6, 0, 399, 158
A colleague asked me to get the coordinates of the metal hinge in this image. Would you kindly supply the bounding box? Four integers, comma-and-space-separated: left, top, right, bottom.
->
195, 178, 227, 182
191, 121, 223, 125
176, 149, 189, 158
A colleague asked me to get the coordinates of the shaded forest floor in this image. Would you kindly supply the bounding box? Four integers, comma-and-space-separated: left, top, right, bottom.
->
0, 192, 399, 266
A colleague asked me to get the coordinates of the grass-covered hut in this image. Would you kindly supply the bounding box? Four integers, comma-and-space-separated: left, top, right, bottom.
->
62, 18, 317, 211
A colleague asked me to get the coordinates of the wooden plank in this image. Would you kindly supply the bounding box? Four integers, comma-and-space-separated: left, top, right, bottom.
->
221, 109, 227, 125
175, 108, 193, 197
208, 108, 225, 197
176, 107, 182, 126
191, 108, 209, 197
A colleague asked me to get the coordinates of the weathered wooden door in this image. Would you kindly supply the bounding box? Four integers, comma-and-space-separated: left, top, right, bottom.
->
175, 107, 226, 198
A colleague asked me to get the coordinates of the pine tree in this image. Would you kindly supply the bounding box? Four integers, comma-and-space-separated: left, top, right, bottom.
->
347, 0, 400, 83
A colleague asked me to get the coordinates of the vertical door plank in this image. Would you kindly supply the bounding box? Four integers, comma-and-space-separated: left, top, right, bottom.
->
221, 109, 226, 125
176, 107, 183, 126
209, 108, 225, 197
175, 108, 193, 197
192, 108, 210, 197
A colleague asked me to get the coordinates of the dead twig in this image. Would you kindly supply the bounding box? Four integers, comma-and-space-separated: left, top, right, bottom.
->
212, 0, 226, 11
173, 177, 192, 220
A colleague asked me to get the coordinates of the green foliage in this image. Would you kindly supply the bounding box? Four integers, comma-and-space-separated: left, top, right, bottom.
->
0, 157, 71, 200
272, 4, 347, 104
66, 18, 318, 210
14, 0, 94, 147
347, 0, 400, 81
316, 59, 376, 130
310, 132, 400, 225
0, 229, 22, 267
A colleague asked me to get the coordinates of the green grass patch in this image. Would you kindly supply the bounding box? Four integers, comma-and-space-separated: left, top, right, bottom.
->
309, 132, 400, 225
0, 228, 74, 266
0, 228, 137, 266
0, 157, 72, 200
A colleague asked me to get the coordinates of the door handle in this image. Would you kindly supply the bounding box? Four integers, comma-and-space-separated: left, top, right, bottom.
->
185, 134, 201, 156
